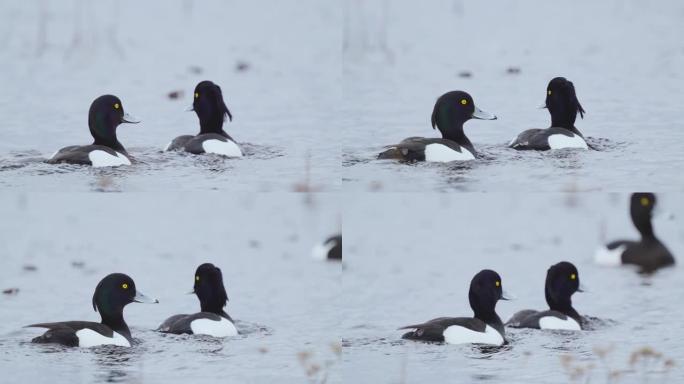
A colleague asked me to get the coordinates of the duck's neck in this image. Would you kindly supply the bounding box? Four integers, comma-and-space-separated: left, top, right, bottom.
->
92, 136, 125, 153
198, 114, 228, 137
549, 114, 582, 137
90, 115, 126, 152
438, 121, 473, 151
633, 214, 656, 241
100, 312, 131, 341
546, 291, 581, 323
200, 300, 231, 320
474, 308, 504, 334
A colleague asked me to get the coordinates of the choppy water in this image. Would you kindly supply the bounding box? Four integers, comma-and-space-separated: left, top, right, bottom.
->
0, 193, 341, 384
342, 0, 684, 192
2, 0, 684, 383
342, 193, 684, 383
0, 0, 341, 192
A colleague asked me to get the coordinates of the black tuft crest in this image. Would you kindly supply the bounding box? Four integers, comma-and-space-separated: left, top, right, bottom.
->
545, 77, 585, 128
214, 84, 232, 122
194, 263, 229, 316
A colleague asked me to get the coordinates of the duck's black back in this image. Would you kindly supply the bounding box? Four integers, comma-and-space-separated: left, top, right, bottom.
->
399, 316, 489, 342
608, 239, 675, 273
157, 312, 226, 335
27, 321, 118, 346
378, 137, 472, 161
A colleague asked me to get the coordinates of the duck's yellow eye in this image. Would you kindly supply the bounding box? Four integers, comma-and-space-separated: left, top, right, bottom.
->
194, 93, 199, 99
495, 281, 500, 287
640, 197, 650, 206
195, 276, 199, 281
114, 103, 120, 109
122, 283, 128, 289
547, 90, 552, 96
460, 99, 467, 105
570, 274, 576, 280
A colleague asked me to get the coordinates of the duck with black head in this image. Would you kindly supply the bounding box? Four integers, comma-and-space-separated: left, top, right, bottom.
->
157, 263, 238, 337
398, 270, 512, 346
594, 193, 675, 273
378, 91, 497, 162
47, 95, 139, 167
509, 77, 588, 150
507, 262, 586, 331
165, 81, 243, 157
25, 273, 158, 348
312, 234, 342, 261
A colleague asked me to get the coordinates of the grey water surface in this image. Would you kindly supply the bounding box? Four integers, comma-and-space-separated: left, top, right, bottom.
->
0, 193, 341, 384
342, 0, 684, 192
0, 0, 341, 192
342, 193, 683, 383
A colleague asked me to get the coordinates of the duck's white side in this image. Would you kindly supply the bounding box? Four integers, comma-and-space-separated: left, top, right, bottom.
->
442, 324, 503, 346
190, 317, 238, 337
594, 244, 626, 266
202, 139, 243, 157
75, 329, 130, 347
548, 133, 588, 150
539, 316, 581, 331
88, 150, 131, 167
424, 144, 475, 162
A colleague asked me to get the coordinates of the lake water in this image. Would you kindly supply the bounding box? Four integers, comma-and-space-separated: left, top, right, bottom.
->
1, 0, 683, 383
342, 0, 684, 192
342, 193, 683, 383
0, 0, 341, 192
0, 193, 341, 384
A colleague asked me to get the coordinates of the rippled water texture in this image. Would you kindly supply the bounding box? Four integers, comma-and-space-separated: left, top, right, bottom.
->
0, 193, 341, 383
0, 0, 341, 192
342, 193, 684, 382
342, 0, 684, 192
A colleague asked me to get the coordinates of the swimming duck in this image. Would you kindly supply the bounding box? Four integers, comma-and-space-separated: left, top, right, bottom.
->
165, 81, 243, 157
26, 273, 158, 347
47, 95, 139, 167
399, 270, 511, 345
157, 263, 238, 337
507, 262, 585, 330
509, 77, 588, 150
594, 193, 675, 273
378, 91, 497, 162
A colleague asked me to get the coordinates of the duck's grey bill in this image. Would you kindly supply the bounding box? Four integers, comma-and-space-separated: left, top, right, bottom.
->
134, 291, 159, 304
538, 103, 547, 109
472, 106, 497, 120
501, 290, 515, 301
577, 283, 588, 293
122, 112, 140, 124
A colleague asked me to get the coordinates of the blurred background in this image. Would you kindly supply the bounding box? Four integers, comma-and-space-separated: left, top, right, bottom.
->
0, 0, 341, 192
342, 192, 683, 383
0, 192, 341, 383
342, 0, 684, 192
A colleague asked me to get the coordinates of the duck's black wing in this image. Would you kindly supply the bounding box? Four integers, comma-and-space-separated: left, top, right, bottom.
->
157, 314, 190, 333
509, 129, 552, 150
157, 312, 229, 334
605, 239, 635, 250
378, 137, 468, 161
47, 145, 118, 165
508, 310, 583, 329
506, 310, 540, 328
325, 235, 342, 260
399, 317, 485, 342
619, 240, 675, 273
26, 321, 113, 346
165, 135, 195, 151
509, 127, 585, 150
